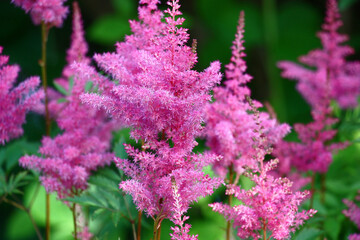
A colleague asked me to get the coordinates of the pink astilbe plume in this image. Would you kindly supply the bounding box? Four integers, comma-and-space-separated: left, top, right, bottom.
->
0, 46, 44, 145
79, 0, 223, 237
278, 0, 360, 109
344, 192, 360, 240
205, 12, 290, 178
12, 0, 68, 27
210, 98, 316, 240
20, 5, 115, 199
274, 0, 348, 176
81, 0, 222, 155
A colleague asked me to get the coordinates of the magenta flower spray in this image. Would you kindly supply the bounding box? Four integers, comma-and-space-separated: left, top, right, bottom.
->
0, 46, 44, 145
204, 11, 290, 240
80, 0, 223, 238
20, 3, 116, 239
210, 97, 316, 240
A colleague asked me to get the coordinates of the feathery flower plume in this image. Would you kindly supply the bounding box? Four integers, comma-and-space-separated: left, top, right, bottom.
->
0, 46, 44, 144
274, 0, 348, 176
81, 0, 222, 238
81, 0, 222, 155
278, 0, 360, 109
12, 0, 69, 27
20, 4, 115, 199
205, 11, 290, 178
210, 97, 316, 240
343, 192, 360, 240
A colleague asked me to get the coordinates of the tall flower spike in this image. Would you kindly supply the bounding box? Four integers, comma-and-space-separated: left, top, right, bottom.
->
205, 12, 290, 178
20, 4, 116, 198
81, 0, 222, 155
210, 97, 316, 240
0, 46, 44, 144
12, 0, 69, 27
274, 0, 348, 176
278, 0, 360, 109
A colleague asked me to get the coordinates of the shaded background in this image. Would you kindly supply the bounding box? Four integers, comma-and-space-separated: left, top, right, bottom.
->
1, 0, 360, 239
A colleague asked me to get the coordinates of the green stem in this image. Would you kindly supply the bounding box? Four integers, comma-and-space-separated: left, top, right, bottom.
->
4, 198, 43, 240
226, 166, 234, 240
72, 203, 78, 240
137, 211, 142, 240
310, 173, 316, 209
41, 21, 51, 240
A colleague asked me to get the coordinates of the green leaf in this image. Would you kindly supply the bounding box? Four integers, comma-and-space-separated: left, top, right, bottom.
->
84, 81, 93, 93
54, 82, 69, 96
88, 176, 120, 192
3, 139, 39, 171
65, 194, 103, 207
88, 15, 130, 45
324, 217, 341, 240
57, 98, 67, 103
339, 0, 359, 10
294, 228, 323, 240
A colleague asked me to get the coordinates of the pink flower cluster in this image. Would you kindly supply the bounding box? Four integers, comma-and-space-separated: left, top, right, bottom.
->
80, 0, 222, 238
12, 0, 69, 27
205, 12, 290, 178
210, 98, 316, 240
81, 0, 222, 155
274, 0, 349, 176
0, 46, 44, 145
344, 192, 360, 240
211, 161, 316, 240
206, 12, 315, 239
20, 4, 115, 199
278, 0, 360, 109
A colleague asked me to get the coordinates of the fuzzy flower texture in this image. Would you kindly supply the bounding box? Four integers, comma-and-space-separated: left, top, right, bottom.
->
0, 46, 43, 145
205, 11, 290, 178
12, 0, 69, 27
81, 0, 222, 238
20, 3, 115, 199
274, 0, 349, 176
209, 13, 315, 240
278, 0, 360, 109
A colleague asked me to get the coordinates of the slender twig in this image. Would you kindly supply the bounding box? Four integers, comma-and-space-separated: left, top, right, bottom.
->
72, 203, 78, 240
226, 166, 234, 240
3, 198, 43, 240
137, 211, 142, 240
40, 21, 51, 240
310, 173, 316, 209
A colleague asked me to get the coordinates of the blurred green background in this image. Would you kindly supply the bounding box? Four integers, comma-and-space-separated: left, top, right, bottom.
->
1, 0, 360, 239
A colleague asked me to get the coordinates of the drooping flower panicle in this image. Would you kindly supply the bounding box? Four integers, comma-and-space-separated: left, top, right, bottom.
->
0, 46, 44, 145
343, 192, 360, 240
